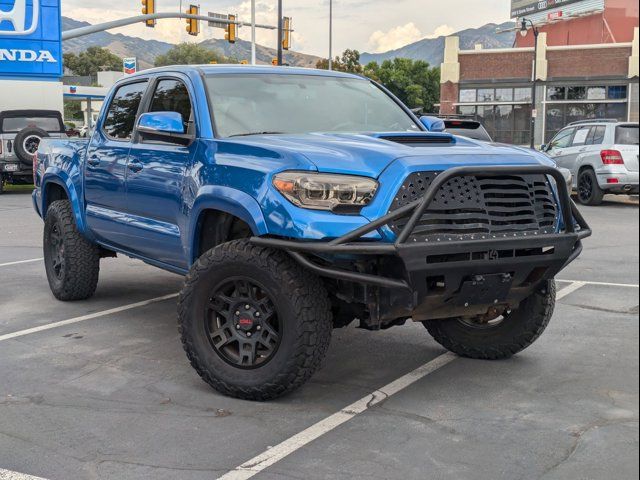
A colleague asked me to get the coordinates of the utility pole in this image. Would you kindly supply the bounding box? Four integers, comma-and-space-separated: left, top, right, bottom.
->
251, 0, 256, 65
328, 0, 333, 70
277, 0, 283, 66
520, 18, 539, 149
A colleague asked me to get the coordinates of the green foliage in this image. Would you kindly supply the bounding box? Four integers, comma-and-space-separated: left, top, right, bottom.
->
63, 47, 122, 76
317, 50, 441, 112
63, 100, 83, 122
154, 43, 236, 67
365, 58, 440, 112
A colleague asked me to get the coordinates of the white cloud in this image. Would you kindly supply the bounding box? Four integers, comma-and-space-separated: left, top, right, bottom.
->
426, 24, 456, 39
368, 22, 423, 53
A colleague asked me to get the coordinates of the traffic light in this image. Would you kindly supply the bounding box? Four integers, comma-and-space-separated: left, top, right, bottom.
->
141, 0, 156, 28
225, 14, 237, 43
186, 4, 200, 36
282, 17, 292, 50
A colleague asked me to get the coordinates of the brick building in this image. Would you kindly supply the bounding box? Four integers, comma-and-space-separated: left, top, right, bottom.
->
439, 0, 639, 146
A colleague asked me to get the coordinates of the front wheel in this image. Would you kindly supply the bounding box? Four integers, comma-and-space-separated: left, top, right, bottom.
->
423, 280, 556, 359
178, 240, 332, 401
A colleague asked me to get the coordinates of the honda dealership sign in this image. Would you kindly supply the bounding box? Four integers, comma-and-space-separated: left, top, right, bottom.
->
510, 0, 585, 18
0, 0, 62, 78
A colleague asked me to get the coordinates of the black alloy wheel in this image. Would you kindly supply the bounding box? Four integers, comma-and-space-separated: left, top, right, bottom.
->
578, 171, 594, 203
206, 278, 281, 369
47, 219, 66, 280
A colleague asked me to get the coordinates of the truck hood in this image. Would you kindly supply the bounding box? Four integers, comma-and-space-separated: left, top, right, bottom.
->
228, 132, 555, 178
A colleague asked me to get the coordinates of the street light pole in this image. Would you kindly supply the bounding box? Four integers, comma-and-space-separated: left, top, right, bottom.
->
251, 0, 256, 65
277, 0, 283, 66
521, 18, 539, 149
328, 0, 333, 70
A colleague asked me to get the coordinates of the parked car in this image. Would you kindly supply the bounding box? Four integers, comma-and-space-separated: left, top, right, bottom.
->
0, 110, 66, 193
33, 66, 590, 400
542, 120, 639, 205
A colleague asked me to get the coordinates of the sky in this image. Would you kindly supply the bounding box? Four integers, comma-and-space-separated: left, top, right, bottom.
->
61, 0, 512, 57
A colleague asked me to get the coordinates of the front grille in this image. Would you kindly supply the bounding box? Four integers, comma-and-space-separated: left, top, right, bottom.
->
388, 172, 558, 242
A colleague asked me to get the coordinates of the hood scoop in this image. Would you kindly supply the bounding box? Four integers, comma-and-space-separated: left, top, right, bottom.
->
376, 133, 456, 147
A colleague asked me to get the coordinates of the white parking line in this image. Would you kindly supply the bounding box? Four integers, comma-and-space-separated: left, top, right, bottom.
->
0, 258, 43, 268
0, 469, 48, 480
557, 279, 639, 288
556, 281, 587, 300
217, 353, 457, 480
0, 293, 178, 343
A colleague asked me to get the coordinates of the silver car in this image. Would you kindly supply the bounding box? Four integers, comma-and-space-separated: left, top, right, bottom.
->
543, 120, 639, 205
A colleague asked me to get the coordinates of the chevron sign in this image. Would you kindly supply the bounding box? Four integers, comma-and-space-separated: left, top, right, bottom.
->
123, 57, 137, 75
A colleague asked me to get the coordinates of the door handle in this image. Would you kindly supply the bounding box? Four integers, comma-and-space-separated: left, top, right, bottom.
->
127, 162, 143, 173
87, 156, 100, 167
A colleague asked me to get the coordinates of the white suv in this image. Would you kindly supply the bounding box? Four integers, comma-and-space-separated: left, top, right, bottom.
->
543, 120, 639, 205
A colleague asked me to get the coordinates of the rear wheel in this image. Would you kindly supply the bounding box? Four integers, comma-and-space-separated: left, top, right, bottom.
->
43, 200, 100, 301
423, 280, 556, 359
178, 240, 332, 401
577, 169, 604, 206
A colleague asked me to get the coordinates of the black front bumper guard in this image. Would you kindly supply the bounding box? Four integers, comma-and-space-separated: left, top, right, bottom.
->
251, 166, 592, 295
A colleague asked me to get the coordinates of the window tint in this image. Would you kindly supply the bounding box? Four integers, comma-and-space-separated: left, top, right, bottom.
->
103, 82, 147, 140
1, 116, 62, 133
587, 126, 606, 145
571, 126, 591, 146
551, 128, 575, 149
148, 79, 193, 132
615, 126, 639, 145
459, 89, 476, 102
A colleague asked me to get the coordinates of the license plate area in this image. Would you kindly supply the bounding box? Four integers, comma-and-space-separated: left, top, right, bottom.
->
3, 163, 19, 172
453, 273, 513, 306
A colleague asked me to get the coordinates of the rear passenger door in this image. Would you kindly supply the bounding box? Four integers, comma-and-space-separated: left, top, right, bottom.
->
85, 80, 148, 246
123, 76, 197, 269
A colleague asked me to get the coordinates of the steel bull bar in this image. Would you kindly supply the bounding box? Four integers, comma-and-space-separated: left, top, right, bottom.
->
251, 165, 592, 290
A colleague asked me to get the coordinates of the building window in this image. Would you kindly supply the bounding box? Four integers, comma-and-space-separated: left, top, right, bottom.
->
544, 103, 628, 142
459, 89, 476, 102
608, 86, 627, 99
547, 87, 565, 100
514, 88, 532, 102
477, 88, 495, 102
456, 104, 532, 145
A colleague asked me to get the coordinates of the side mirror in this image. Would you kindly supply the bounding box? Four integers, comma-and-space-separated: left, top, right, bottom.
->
137, 111, 193, 146
540, 144, 547, 152
419, 116, 446, 133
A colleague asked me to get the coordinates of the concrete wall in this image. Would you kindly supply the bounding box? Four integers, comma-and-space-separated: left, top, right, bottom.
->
0, 80, 64, 113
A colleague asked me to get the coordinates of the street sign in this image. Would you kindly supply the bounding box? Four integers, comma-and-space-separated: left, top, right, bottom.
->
208, 12, 229, 29
123, 57, 137, 75
0, 0, 63, 79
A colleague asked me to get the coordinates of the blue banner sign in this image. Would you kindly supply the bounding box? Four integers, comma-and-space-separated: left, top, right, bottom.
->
0, 0, 62, 79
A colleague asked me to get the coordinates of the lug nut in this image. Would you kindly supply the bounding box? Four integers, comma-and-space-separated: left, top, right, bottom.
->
245, 304, 251, 310
256, 325, 262, 331
247, 332, 252, 337
235, 311, 240, 316
255, 312, 261, 318
235, 324, 240, 329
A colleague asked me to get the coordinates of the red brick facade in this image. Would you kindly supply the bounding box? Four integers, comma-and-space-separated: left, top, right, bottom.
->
439, 81, 459, 115
547, 47, 631, 78
459, 51, 534, 82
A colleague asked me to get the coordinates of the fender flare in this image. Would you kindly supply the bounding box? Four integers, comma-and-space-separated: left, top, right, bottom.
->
41, 169, 90, 237
187, 186, 268, 264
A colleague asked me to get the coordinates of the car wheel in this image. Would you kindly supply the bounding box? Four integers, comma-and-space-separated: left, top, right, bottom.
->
423, 280, 556, 359
43, 200, 101, 301
577, 169, 604, 206
178, 239, 332, 401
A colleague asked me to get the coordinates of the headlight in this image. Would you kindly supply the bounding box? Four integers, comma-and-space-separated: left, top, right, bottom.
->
273, 172, 378, 212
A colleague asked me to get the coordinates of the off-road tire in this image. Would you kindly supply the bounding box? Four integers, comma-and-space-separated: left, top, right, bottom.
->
577, 169, 604, 206
14, 126, 49, 165
423, 280, 556, 359
43, 200, 100, 301
178, 240, 332, 401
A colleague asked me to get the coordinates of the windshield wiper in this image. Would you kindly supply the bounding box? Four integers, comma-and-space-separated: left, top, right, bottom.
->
229, 131, 285, 138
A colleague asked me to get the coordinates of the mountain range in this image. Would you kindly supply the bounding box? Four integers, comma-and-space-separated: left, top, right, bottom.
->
61, 17, 516, 70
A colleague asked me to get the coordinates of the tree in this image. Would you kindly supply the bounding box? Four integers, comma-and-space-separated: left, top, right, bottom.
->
315, 49, 363, 74
317, 49, 441, 112
365, 58, 440, 112
154, 43, 235, 67
64, 47, 122, 76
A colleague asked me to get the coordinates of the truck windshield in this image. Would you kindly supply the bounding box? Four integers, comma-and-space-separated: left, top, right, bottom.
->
205, 74, 420, 138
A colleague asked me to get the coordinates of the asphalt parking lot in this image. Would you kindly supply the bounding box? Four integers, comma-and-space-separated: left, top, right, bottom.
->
0, 190, 638, 480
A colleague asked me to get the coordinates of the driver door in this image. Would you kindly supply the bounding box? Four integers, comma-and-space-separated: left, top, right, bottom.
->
546, 127, 576, 168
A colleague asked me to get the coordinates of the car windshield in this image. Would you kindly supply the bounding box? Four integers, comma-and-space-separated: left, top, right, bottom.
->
205, 73, 420, 138
1, 116, 62, 133
615, 125, 639, 145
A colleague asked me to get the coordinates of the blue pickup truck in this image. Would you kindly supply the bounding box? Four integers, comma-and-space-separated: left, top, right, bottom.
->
33, 66, 591, 400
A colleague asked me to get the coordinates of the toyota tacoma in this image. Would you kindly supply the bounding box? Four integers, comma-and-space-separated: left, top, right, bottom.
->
33, 66, 591, 400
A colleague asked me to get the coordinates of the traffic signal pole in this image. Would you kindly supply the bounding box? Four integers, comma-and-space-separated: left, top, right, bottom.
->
61, 12, 277, 41
277, 0, 283, 66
